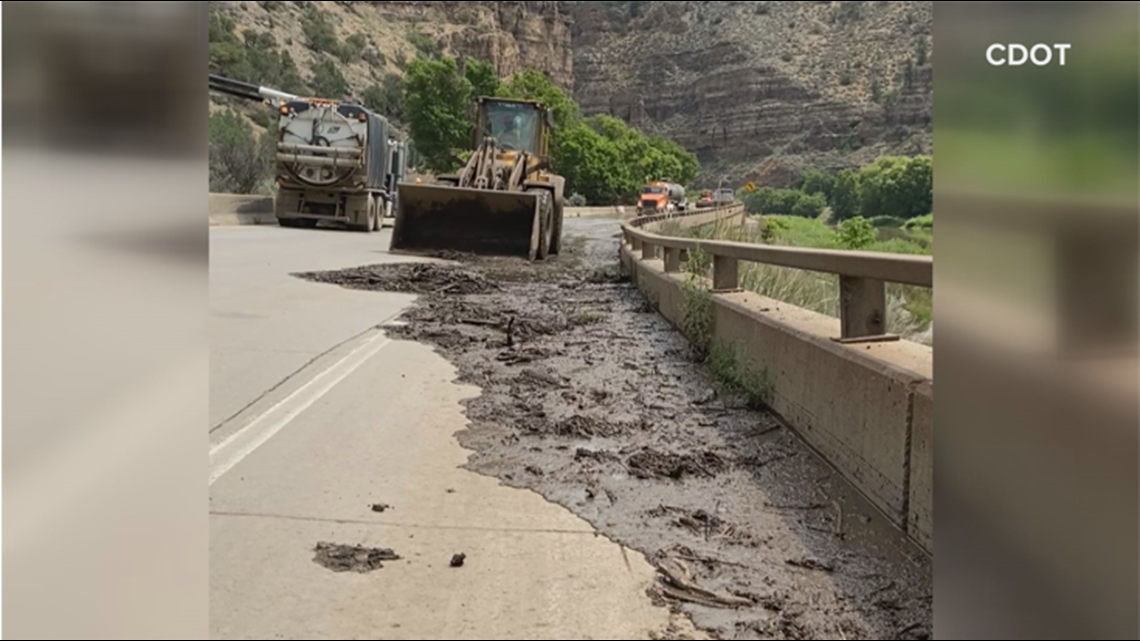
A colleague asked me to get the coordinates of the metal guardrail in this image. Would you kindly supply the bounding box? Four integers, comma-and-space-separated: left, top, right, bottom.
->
622, 205, 933, 343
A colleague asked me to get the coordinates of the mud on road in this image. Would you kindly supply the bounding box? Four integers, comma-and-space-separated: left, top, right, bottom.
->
295, 221, 932, 640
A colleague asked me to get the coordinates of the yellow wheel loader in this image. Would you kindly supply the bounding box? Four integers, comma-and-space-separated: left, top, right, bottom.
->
390, 97, 566, 260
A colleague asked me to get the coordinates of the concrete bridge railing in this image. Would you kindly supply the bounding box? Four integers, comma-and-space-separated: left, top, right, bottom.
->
620, 205, 934, 555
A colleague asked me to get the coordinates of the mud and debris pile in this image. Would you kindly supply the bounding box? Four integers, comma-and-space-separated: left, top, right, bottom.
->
295, 262, 498, 296
313, 542, 400, 573
298, 224, 932, 640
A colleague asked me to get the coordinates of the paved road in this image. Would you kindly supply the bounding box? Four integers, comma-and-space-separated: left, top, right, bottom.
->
209, 223, 693, 640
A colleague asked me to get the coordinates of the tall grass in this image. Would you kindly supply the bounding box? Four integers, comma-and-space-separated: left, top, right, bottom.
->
659, 215, 933, 345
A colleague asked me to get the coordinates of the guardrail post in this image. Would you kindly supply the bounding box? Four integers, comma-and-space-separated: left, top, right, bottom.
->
712, 255, 741, 292
642, 241, 658, 260
838, 276, 896, 343
664, 247, 682, 272
631, 236, 643, 252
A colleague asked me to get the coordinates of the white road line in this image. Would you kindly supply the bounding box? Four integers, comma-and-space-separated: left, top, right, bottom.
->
209, 330, 393, 485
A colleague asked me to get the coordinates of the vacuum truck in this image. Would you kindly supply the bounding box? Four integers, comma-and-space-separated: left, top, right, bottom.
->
637, 181, 687, 216
208, 74, 408, 232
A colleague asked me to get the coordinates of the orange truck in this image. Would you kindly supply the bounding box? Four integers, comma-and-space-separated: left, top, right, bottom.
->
637, 181, 687, 216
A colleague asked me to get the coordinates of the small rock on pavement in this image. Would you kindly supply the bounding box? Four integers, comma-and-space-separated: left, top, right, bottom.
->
370, 503, 392, 513
450, 553, 467, 568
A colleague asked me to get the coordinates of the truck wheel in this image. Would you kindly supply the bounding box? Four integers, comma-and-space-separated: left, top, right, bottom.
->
352, 197, 376, 232
372, 196, 382, 231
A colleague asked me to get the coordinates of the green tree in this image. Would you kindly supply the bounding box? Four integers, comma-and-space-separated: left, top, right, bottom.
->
403, 56, 472, 172
465, 59, 502, 99
858, 156, 932, 219
791, 192, 828, 218
647, 135, 699, 185
830, 169, 861, 220
554, 124, 634, 205
364, 73, 404, 119
504, 70, 581, 130
799, 168, 837, 199
581, 114, 698, 195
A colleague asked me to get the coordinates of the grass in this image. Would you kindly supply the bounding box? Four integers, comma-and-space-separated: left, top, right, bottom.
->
709, 341, 771, 410
672, 245, 772, 407
666, 215, 933, 345
679, 249, 714, 359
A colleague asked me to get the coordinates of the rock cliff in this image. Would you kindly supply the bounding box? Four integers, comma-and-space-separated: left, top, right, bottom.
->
567, 1, 933, 185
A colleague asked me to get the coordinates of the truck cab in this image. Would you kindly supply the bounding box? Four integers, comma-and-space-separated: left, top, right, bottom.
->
639, 183, 671, 215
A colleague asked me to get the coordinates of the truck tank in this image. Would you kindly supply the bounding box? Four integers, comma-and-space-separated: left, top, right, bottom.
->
274, 100, 391, 231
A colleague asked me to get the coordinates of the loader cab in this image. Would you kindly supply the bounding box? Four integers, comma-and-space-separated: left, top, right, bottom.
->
474, 97, 552, 157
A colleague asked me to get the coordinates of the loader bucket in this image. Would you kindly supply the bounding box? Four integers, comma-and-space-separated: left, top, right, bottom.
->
390, 183, 542, 259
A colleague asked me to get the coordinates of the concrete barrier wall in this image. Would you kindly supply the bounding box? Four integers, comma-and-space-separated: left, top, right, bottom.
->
565, 206, 629, 218
209, 193, 276, 226
621, 222, 933, 554
211, 196, 630, 224
909, 381, 933, 551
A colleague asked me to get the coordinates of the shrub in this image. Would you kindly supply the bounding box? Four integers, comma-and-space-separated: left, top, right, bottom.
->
709, 341, 771, 410
302, 8, 339, 54
836, 216, 876, 250
904, 213, 933, 231
309, 58, 350, 99
209, 110, 270, 194
409, 30, 441, 59
249, 109, 273, 129
834, 1, 864, 24
338, 33, 368, 63
567, 192, 588, 207
742, 187, 803, 215
866, 215, 908, 228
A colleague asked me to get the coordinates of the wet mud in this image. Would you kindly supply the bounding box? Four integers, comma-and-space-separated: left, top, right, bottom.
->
299, 221, 932, 640
313, 542, 401, 573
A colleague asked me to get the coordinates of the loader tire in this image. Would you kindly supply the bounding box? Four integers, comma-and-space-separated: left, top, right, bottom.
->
530, 188, 554, 260
550, 197, 564, 256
